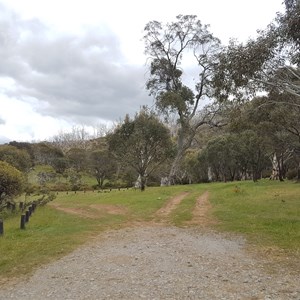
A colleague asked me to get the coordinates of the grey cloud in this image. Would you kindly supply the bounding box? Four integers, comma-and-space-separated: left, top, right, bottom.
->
0, 117, 5, 125
0, 4, 151, 125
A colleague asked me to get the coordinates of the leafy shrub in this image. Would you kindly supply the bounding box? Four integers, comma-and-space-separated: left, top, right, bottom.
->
24, 183, 39, 195
50, 182, 70, 191
0, 161, 25, 210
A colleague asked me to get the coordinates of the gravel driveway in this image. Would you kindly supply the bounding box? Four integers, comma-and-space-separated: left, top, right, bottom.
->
0, 225, 299, 300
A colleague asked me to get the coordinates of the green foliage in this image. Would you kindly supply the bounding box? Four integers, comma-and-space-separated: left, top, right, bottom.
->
107, 109, 174, 190
144, 15, 222, 181
212, 2, 300, 100
65, 168, 82, 191
8, 141, 34, 161
144, 15, 220, 109
32, 142, 64, 166
157, 88, 195, 116
0, 145, 32, 172
202, 132, 270, 182
51, 157, 68, 174
88, 149, 117, 188
0, 161, 25, 208
226, 96, 300, 181
66, 148, 87, 173
26, 165, 96, 192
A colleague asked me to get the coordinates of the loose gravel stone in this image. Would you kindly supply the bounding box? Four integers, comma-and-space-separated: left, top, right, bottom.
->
0, 226, 299, 300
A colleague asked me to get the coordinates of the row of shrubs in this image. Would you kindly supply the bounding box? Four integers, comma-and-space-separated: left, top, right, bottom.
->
25, 180, 135, 193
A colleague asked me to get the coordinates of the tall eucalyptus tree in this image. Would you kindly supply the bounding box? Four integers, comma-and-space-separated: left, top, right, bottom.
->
144, 15, 222, 183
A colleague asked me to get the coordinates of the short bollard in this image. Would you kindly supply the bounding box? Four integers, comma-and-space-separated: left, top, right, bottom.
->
0, 219, 3, 235
25, 210, 30, 222
20, 214, 26, 229
28, 206, 32, 216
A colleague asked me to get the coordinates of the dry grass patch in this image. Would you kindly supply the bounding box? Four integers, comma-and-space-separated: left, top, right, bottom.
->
48, 203, 128, 219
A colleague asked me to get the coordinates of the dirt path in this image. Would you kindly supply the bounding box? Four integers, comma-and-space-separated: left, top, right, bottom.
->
48, 203, 128, 219
49, 191, 204, 223
1, 192, 299, 299
186, 191, 216, 226
155, 191, 190, 217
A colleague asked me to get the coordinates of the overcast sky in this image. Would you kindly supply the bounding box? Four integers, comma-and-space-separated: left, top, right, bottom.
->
0, 0, 284, 144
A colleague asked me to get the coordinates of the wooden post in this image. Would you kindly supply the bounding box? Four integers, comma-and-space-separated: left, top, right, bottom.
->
25, 210, 30, 222
0, 219, 3, 235
20, 214, 26, 229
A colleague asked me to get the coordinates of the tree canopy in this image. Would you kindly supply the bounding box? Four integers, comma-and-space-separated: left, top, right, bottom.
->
0, 145, 32, 172
212, 0, 300, 102
144, 15, 223, 183
107, 109, 174, 190
88, 149, 117, 188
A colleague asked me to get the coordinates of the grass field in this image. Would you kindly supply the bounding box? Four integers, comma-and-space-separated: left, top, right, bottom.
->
0, 180, 299, 281
209, 180, 300, 252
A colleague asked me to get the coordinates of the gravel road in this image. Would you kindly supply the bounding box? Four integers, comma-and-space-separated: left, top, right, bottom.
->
0, 225, 299, 300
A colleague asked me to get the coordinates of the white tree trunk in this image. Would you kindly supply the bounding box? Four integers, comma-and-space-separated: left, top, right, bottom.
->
270, 153, 279, 180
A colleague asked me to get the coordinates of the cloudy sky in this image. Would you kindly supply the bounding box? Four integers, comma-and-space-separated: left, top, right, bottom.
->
0, 0, 284, 144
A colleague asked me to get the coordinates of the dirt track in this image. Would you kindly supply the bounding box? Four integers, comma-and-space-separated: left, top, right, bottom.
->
0, 192, 299, 299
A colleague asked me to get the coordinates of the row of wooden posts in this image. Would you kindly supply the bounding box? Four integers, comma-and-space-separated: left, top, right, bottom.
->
0, 189, 131, 236
67, 187, 130, 194
20, 203, 37, 230
0, 202, 37, 236
0, 219, 3, 236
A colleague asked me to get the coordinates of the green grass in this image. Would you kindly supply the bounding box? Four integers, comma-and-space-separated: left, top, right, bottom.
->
0, 186, 188, 280
0, 180, 299, 281
0, 207, 98, 278
170, 191, 200, 226
208, 180, 300, 252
